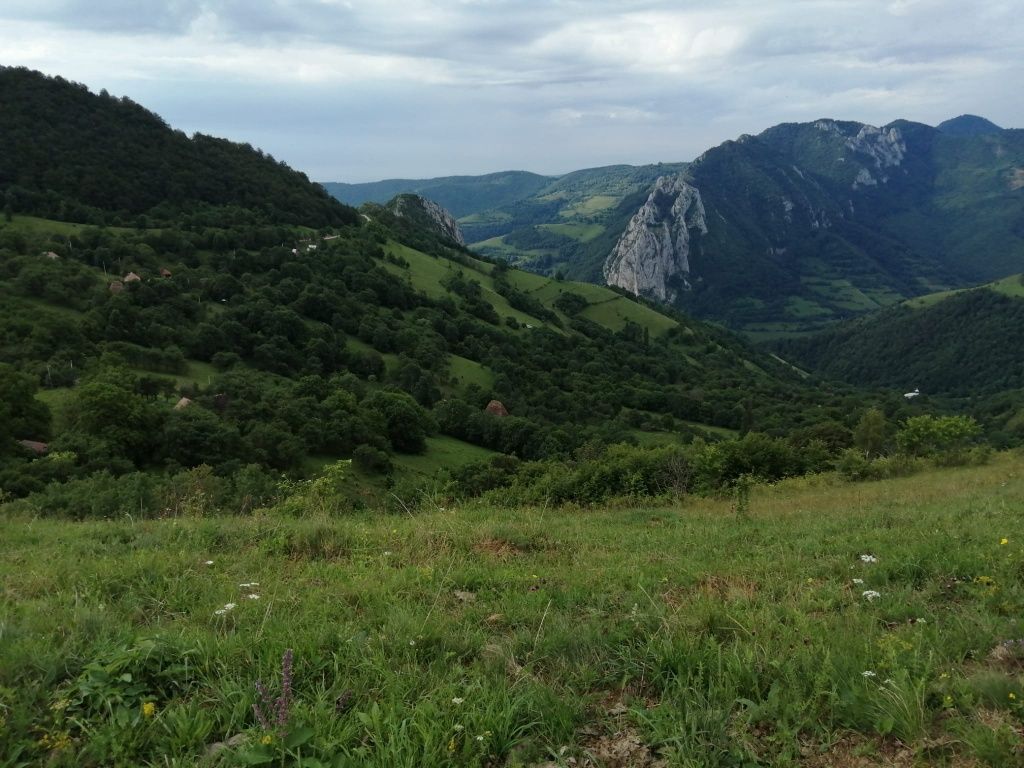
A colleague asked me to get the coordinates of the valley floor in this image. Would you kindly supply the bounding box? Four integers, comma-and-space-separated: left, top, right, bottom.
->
2, 459, 1023, 766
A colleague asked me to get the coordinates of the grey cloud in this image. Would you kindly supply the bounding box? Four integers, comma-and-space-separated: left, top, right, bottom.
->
1, 0, 1021, 180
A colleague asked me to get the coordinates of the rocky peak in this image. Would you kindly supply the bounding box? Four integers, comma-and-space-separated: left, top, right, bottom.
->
602, 175, 707, 303
814, 120, 906, 187
388, 194, 465, 245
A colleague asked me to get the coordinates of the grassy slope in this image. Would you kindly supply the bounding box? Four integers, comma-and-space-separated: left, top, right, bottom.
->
906, 273, 1024, 308
2, 458, 1023, 765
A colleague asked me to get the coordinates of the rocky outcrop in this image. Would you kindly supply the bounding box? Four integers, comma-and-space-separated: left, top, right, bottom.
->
602, 175, 707, 302
815, 120, 906, 188
389, 194, 465, 245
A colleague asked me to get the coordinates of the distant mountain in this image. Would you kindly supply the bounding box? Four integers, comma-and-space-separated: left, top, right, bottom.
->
326, 115, 1023, 335
937, 114, 1004, 136
602, 117, 1024, 335
323, 171, 553, 218
774, 274, 1024, 397
0, 67, 357, 228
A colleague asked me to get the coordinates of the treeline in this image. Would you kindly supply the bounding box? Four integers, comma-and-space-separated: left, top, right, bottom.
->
0, 67, 358, 228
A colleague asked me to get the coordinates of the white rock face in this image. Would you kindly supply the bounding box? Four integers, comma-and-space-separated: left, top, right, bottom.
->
815, 120, 906, 187
392, 195, 465, 245
603, 175, 707, 302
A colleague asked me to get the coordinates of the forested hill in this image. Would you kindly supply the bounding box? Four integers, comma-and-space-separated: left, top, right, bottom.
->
0, 67, 358, 228
774, 276, 1024, 396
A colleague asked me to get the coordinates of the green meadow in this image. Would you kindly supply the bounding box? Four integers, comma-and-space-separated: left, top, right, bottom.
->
2, 458, 1023, 766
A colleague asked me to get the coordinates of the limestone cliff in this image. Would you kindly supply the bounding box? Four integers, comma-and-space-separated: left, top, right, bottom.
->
389, 194, 466, 245
602, 176, 707, 302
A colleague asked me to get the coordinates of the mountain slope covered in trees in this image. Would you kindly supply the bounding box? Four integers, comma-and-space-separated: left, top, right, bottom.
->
775, 275, 1024, 397
0, 66, 358, 228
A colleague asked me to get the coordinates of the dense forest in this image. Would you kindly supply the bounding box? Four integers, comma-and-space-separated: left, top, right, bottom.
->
0, 67, 358, 228
776, 286, 1024, 396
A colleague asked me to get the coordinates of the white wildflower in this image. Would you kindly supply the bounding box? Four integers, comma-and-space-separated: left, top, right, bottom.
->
239, 582, 259, 588
883, 678, 895, 685
862, 670, 877, 678
204, 560, 214, 566
453, 724, 464, 731
224, 602, 237, 610
476, 735, 484, 742
247, 594, 260, 600
452, 697, 464, 705
862, 590, 881, 601
852, 578, 864, 585
860, 554, 878, 563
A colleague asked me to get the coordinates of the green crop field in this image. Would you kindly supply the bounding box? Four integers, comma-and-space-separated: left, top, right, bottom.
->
3, 458, 1023, 766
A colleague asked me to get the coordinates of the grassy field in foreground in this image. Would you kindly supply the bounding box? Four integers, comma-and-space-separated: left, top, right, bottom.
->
2, 460, 1023, 766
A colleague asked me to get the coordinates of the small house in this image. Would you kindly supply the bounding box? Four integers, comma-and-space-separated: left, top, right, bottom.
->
42, 251, 60, 260
159, 267, 172, 278
124, 272, 142, 283
108, 280, 125, 294
173, 397, 193, 410
18, 439, 49, 455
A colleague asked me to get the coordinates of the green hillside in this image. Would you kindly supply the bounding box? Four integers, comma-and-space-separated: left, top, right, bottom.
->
0, 67, 357, 229
774, 275, 1024, 399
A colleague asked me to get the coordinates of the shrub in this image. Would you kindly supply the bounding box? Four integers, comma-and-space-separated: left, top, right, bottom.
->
353, 445, 393, 475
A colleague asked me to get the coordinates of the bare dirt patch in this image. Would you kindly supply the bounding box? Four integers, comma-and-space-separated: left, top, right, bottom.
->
474, 538, 524, 558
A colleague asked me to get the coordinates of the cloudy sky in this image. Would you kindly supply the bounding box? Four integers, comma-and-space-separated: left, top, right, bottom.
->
2, 1, 1022, 182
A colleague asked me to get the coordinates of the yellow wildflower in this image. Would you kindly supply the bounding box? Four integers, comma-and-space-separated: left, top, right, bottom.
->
1010, 693, 1017, 701
448, 737, 456, 752
261, 734, 274, 746
1000, 538, 1009, 545
141, 702, 156, 719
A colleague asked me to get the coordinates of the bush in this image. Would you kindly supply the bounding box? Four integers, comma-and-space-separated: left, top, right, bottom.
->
353, 445, 393, 475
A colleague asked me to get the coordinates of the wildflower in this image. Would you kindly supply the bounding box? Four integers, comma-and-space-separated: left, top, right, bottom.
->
409, 640, 416, 646
214, 602, 237, 615
247, 594, 260, 600
261, 734, 274, 745
141, 701, 156, 719
862, 670, 877, 678
859, 554, 878, 563
453, 724, 464, 731
1010, 693, 1017, 701
448, 737, 456, 752
452, 697, 465, 705
852, 578, 864, 585
883, 678, 895, 685
943, 694, 954, 707
862, 590, 881, 601
239, 582, 259, 588
204, 560, 214, 566
476, 735, 485, 742
1000, 538, 1009, 545
383, 550, 392, 556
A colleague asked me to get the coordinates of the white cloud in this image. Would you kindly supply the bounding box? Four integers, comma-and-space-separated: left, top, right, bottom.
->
0, 0, 1021, 180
